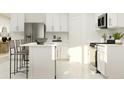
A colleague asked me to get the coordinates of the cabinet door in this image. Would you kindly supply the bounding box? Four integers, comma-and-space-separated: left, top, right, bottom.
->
17, 13, 24, 32
97, 51, 102, 72
56, 46, 61, 60
97, 50, 106, 75
10, 13, 24, 32
61, 46, 69, 59
117, 13, 124, 27
108, 13, 117, 28
46, 13, 54, 32
25, 13, 45, 23
53, 13, 60, 32
60, 14, 68, 32
10, 13, 18, 32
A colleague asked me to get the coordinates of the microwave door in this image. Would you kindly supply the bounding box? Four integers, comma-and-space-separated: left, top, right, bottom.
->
103, 14, 107, 28
98, 13, 107, 28
102, 17, 104, 26
104, 14, 107, 28
98, 18, 101, 27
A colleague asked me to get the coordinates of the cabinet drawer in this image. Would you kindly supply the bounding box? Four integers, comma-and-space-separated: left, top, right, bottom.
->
97, 45, 106, 52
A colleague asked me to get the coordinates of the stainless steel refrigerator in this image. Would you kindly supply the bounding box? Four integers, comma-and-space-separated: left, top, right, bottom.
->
24, 23, 46, 43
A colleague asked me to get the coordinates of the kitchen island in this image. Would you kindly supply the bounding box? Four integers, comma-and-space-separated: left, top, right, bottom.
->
21, 42, 57, 79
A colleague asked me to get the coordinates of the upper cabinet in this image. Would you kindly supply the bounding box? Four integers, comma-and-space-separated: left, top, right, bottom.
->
25, 13, 46, 23
10, 13, 68, 32
60, 14, 68, 32
46, 14, 54, 32
108, 13, 124, 28
10, 13, 24, 32
46, 13, 68, 32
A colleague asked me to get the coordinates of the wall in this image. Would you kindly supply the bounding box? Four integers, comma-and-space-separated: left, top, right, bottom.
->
46, 32, 69, 44
69, 13, 100, 64
10, 32, 24, 40
0, 14, 24, 40
0, 14, 10, 33
96, 28, 124, 42
69, 13, 101, 46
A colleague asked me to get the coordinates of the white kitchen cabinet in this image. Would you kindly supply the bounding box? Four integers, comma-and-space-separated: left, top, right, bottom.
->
27, 43, 56, 79
108, 13, 124, 28
53, 13, 60, 32
57, 46, 69, 60
46, 14, 54, 32
107, 13, 118, 28
46, 13, 68, 32
97, 44, 124, 78
61, 46, 69, 59
25, 13, 46, 23
97, 46, 106, 75
55, 43, 69, 60
60, 14, 68, 32
56, 46, 61, 60
10, 13, 24, 32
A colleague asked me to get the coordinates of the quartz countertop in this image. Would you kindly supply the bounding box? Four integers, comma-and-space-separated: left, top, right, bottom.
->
21, 42, 57, 47
97, 44, 124, 47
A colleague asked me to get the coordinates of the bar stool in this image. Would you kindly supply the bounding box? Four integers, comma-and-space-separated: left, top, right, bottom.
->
9, 40, 16, 77
20, 39, 29, 68
20, 39, 29, 79
20, 39, 25, 68
15, 40, 21, 71
10, 40, 29, 79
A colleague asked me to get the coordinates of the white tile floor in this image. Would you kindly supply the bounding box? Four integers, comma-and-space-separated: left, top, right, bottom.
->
0, 54, 104, 79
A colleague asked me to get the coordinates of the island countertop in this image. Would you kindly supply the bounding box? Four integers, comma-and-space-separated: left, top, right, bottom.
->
21, 42, 57, 47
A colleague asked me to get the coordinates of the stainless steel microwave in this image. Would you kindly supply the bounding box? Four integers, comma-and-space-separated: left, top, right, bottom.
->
98, 13, 107, 28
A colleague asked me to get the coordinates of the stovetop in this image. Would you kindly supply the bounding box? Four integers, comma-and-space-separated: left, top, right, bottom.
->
90, 42, 109, 47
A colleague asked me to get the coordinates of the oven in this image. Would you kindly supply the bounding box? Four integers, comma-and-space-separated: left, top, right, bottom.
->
89, 44, 97, 68
89, 42, 109, 73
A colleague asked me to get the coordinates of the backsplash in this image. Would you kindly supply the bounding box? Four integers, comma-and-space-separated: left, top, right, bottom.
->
45, 32, 69, 43
96, 28, 124, 42
10, 32, 24, 40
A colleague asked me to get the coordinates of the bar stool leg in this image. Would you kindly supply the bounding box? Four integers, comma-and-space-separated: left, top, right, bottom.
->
26, 62, 28, 79
25, 54, 29, 79
10, 54, 12, 79
19, 54, 21, 69
24, 55, 25, 67
14, 55, 16, 75
16, 54, 19, 72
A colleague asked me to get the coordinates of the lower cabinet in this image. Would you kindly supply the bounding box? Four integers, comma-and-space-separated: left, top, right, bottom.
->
97, 50, 106, 75
97, 44, 124, 78
56, 45, 69, 60
28, 46, 55, 79
61, 46, 69, 59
